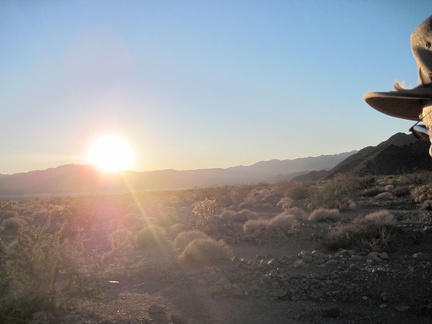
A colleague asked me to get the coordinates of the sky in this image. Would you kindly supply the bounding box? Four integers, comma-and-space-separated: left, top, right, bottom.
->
1, 1, 431, 174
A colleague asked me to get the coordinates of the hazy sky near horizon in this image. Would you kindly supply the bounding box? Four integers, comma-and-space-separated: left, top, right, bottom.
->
1, 1, 431, 174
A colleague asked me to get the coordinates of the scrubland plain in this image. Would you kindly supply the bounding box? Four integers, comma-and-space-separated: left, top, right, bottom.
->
1, 172, 432, 323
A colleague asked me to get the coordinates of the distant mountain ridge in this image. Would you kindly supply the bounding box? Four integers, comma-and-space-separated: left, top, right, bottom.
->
0, 151, 355, 195
293, 133, 432, 181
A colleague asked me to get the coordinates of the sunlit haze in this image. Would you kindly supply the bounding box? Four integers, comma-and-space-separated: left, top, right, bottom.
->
0, 1, 429, 174
87, 134, 135, 173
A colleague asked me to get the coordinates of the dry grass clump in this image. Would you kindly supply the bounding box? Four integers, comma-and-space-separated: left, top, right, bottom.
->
1, 210, 19, 220
243, 219, 268, 236
284, 207, 308, 221
156, 206, 178, 226
170, 223, 188, 235
411, 184, 432, 203
31, 209, 50, 226
219, 209, 258, 223
283, 181, 312, 201
135, 226, 166, 248
179, 238, 230, 266
276, 197, 294, 210
173, 230, 210, 252
2, 217, 27, 231
325, 210, 395, 251
308, 208, 340, 222
307, 174, 361, 210
267, 213, 297, 231
375, 192, 395, 200
356, 210, 396, 226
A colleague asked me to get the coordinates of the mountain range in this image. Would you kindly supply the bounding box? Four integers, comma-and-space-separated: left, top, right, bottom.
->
1, 132, 431, 197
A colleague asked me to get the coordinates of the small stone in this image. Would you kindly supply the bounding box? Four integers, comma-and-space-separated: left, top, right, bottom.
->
367, 252, 382, 262
349, 264, 359, 271
293, 259, 310, 269
208, 285, 224, 294
362, 296, 368, 301
413, 252, 430, 260
379, 252, 389, 260
322, 307, 341, 318
395, 305, 410, 312
148, 304, 164, 314
274, 289, 290, 300
324, 260, 338, 267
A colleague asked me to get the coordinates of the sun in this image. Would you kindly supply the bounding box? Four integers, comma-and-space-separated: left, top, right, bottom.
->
87, 134, 134, 173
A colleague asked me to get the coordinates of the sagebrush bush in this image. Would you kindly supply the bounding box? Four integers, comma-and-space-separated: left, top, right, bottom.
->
135, 226, 166, 248
173, 230, 209, 252
1, 210, 19, 220
179, 238, 230, 266
325, 211, 395, 251
267, 213, 297, 231
308, 208, 340, 222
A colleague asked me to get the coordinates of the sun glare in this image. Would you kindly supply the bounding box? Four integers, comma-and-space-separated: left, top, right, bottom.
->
87, 134, 134, 173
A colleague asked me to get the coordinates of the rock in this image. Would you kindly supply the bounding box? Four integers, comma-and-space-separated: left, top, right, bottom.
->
274, 289, 290, 300
322, 307, 341, 318
231, 284, 244, 297
215, 276, 230, 286
293, 259, 310, 269
148, 304, 165, 314
413, 252, 430, 260
324, 260, 338, 267
349, 264, 359, 271
32, 311, 48, 321
395, 305, 410, 312
208, 285, 224, 294
367, 252, 382, 262
362, 296, 368, 301
379, 252, 389, 260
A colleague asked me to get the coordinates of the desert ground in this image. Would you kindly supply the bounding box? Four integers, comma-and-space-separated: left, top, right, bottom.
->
1, 172, 432, 323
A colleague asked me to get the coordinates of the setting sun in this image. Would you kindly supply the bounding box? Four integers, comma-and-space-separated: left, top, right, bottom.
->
87, 134, 134, 173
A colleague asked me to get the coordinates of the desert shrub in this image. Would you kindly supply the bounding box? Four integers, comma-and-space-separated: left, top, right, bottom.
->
110, 227, 134, 251
267, 212, 297, 231
362, 186, 384, 197
283, 207, 308, 221
156, 206, 178, 226
1, 210, 19, 220
308, 208, 340, 222
375, 192, 395, 200
173, 230, 209, 252
0, 225, 95, 320
307, 174, 362, 210
284, 182, 312, 201
243, 219, 268, 236
356, 210, 396, 226
219, 209, 258, 223
411, 184, 432, 203
2, 217, 27, 231
135, 226, 166, 248
179, 238, 230, 266
32, 209, 50, 226
325, 211, 395, 251
276, 197, 294, 210
170, 223, 188, 235
192, 198, 216, 225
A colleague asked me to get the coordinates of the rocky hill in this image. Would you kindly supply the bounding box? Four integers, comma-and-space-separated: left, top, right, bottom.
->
293, 133, 432, 181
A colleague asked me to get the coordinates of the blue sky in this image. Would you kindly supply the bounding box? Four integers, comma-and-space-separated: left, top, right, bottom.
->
1, 1, 431, 174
